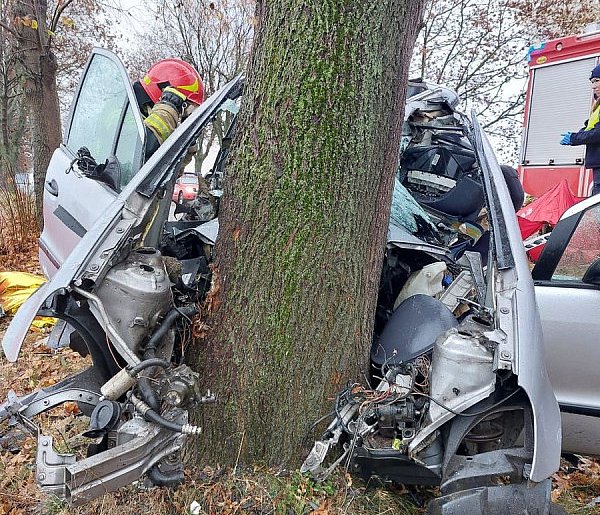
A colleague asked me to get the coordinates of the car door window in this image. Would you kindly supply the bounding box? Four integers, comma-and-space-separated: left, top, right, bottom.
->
114, 104, 140, 189
552, 204, 600, 281
67, 53, 142, 190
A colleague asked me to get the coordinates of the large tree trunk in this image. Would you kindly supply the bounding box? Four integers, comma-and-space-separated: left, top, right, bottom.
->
13, 0, 62, 229
195, 0, 425, 466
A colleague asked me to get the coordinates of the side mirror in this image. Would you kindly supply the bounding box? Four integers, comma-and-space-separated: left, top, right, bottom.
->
582, 258, 600, 286
75, 147, 121, 192
91, 156, 122, 193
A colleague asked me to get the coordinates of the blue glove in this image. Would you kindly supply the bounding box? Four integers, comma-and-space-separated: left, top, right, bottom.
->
560, 132, 573, 145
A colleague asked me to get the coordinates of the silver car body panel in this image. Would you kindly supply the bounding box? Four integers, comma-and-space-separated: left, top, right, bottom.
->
39, 49, 147, 279
472, 115, 561, 481
2, 74, 244, 362
39, 150, 123, 278
404, 85, 460, 121
532, 193, 600, 455
536, 287, 600, 409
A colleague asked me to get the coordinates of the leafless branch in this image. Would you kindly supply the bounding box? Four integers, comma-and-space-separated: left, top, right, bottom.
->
0, 19, 19, 38
49, 0, 76, 34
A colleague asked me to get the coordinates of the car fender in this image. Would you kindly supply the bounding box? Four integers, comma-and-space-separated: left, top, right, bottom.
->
473, 115, 561, 482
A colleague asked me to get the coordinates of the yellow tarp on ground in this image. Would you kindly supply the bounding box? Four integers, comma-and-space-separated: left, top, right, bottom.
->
0, 271, 56, 330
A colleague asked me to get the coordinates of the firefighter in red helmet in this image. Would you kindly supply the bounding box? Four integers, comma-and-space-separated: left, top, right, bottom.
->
132, 58, 205, 159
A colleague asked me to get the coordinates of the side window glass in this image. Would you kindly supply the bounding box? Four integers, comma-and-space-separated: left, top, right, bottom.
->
115, 104, 141, 189
552, 204, 600, 281
67, 54, 130, 166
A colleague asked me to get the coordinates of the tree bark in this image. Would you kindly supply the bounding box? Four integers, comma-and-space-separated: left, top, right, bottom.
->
13, 0, 62, 229
195, 0, 425, 466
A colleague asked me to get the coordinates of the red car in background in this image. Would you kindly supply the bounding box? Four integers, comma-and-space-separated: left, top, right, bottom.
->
172, 174, 198, 203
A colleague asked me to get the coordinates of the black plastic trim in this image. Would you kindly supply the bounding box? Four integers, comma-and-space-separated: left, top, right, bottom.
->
351, 447, 441, 486
53, 205, 87, 238
532, 213, 582, 281
559, 403, 600, 418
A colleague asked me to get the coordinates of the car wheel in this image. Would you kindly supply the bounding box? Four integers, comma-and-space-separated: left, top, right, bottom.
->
177, 191, 184, 204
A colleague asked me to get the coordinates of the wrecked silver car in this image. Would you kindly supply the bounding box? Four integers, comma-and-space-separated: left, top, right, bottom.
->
0, 49, 566, 513
302, 81, 563, 513
1, 49, 241, 505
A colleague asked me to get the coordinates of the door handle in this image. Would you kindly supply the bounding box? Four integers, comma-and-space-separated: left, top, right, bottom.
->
45, 179, 59, 196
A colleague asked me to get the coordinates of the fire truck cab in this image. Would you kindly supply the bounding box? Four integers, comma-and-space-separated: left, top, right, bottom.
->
520, 24, 600, 197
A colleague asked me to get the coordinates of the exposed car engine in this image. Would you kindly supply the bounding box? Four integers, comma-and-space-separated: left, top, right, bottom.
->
0, 242, 215, 505
301, 82, 550, 513
0, 72, 241, 506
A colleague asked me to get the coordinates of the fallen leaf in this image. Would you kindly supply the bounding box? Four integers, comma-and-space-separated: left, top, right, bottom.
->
64, 402, 81, 416
552, 472, 572, 502
32, 344, 52, 354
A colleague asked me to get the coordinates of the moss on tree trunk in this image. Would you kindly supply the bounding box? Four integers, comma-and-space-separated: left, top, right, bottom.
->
194, 0, 425, 466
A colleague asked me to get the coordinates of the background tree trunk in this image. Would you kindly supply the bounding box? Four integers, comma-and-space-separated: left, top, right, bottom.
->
13, 0, 61, 229
195, 0, 425, 466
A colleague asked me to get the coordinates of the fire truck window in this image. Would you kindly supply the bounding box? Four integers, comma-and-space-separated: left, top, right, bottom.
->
523, 58, 593, 167
552, 205, 600, 281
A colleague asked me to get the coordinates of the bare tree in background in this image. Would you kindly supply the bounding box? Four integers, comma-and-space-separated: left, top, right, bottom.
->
156, 0, 254, 92
412, 0, 599, 163
0, 0, 115, 228
50, 1, 117, 113
124, 0, 254, 173
511, 0, 598, 40
9, 0, 62, 227
0, 0, 36, 251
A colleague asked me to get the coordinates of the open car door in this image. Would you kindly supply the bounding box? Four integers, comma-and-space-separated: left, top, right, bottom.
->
532, 195, 600, 455
39, 48, 146, 278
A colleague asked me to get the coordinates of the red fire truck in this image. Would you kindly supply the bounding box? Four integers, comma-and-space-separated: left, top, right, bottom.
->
519, 25, 600, 197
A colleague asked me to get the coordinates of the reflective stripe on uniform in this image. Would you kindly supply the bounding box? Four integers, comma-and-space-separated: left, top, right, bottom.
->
144, 112, 172, 143
586, 104, 600, 131
166, 87, 187, 100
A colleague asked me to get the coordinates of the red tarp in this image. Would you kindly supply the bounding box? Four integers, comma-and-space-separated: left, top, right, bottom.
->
517, 179, 584, 239
516, 216, 543, 240
526, 243, 545, 262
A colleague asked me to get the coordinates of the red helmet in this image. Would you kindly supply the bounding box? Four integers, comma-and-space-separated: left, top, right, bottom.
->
141, 59, 205, 105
